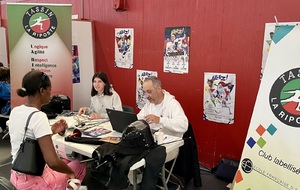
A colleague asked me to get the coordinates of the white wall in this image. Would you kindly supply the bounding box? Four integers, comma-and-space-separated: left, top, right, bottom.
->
0, 27, 8, 66
72, 20, 95, 110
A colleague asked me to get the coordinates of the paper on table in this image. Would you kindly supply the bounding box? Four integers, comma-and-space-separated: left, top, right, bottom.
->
49, 116, 78, 127
162, 134, 181, 144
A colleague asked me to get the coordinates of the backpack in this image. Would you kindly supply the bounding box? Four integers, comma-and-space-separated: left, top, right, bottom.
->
116, 120, 155, 155
90, 120, 156, 189
41, 94, 70, 118
90, 143, 147, 189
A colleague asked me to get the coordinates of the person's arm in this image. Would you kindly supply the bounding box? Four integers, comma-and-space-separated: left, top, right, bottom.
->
112, 92, 123, 111
78, 97, 93, 116
159, 100, 188, 136
38, 135, 76, 179
33, 113, 76, 178
77, 107, 87, 115
137, 104, 147, 120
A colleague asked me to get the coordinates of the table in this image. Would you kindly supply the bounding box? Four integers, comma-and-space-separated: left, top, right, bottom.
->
51, 116, 184, 190
51, 118, 119, 158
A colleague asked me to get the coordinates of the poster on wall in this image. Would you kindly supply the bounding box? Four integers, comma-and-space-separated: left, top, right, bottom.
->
136, 70, 157, 109
7, 3, 73, 108
203, 72, 236, 124
163, 26, 190, 74
114, 28, 134, 69
72, 45, 80, 83
260, 22, 297, 79
232, 24, 300, 189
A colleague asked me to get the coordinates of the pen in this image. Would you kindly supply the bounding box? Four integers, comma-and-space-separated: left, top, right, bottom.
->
152, 128, 161, 134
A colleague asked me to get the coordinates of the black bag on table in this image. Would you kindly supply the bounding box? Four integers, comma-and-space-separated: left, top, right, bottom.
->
12, 111, 46, 176
41, 94, 70, 119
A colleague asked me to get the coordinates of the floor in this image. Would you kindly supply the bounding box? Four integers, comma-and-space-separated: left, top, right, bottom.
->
0, 133, 230, 190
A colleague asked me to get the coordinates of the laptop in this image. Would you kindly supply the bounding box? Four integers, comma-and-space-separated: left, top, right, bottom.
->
106, 108, 138, 133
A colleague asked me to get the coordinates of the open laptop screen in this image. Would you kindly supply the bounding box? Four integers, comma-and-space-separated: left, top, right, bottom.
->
106, 108, 138, 133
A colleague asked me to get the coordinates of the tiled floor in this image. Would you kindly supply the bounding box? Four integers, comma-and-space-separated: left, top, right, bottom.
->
0, 133, 230, 190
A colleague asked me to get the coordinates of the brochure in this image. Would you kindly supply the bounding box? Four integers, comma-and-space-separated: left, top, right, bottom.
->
83, 127, 111, 137
101, 136, 122, 144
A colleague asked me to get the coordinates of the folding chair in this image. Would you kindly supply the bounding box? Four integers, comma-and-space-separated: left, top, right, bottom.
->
158, 150, 181, 190
166, 122, 202, 189
129, 158, 146, 190
1, 119, 9, 140
129, 144, 183, 190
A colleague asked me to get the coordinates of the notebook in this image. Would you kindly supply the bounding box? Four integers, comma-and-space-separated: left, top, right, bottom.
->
106, 108, 138, 133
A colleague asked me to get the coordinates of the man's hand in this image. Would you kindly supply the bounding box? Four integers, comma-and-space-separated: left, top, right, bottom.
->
145, 114, 160, 124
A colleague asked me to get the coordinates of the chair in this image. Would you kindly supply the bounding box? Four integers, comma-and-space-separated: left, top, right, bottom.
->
165, 122, 202, 188
122, 105, 134, 113
129, 158, 145, 190
2, 127, 9, 140
129, 141, 183, 190
0, 176, 17, 190
158, 151, 180, 189
129, 145, 168, 190
0, 114, 9, 140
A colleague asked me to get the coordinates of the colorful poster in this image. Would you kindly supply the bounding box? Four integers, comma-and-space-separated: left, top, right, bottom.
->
203, 72, 236, 124
136, 70, 157, 109
164, 26, 190, 74
114, 28, 134, 69
260, 22, 297, 79
72, 45, 80, 83
233, 24, 300, 189
7, 3, 72, 108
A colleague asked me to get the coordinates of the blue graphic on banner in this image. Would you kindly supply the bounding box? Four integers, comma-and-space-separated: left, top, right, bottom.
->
273, 25, 295, 44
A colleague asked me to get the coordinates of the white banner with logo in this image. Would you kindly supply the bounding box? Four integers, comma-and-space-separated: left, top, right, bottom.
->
260, 22, 298, 79
232, 24, 300, 189
7, 3, 72, 108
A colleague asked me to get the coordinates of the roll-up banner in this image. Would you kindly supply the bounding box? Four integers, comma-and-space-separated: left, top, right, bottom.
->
233, 24, 300, 189
7, 3, 72, 108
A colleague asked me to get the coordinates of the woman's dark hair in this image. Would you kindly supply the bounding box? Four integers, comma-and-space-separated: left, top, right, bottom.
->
0, 67, 10, 82
16, 70, 51, 97
91, 72, 112, 96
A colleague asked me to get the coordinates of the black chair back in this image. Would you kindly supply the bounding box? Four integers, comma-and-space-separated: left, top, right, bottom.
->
122, 105, 134, 113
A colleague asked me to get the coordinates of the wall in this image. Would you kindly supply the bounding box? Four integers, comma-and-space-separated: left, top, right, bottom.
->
2, 0, 300, 168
